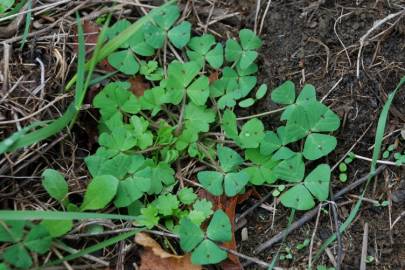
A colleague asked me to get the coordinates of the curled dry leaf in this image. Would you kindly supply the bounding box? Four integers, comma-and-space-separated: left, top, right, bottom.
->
129, 75, 150, 97
135, 232, 201, 270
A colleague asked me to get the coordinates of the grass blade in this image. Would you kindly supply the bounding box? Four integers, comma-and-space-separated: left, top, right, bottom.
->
74, 11, 86, 110
19, 0, 32, 48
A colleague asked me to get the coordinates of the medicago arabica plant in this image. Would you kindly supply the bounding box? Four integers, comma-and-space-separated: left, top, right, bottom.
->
0, 3, 341, 268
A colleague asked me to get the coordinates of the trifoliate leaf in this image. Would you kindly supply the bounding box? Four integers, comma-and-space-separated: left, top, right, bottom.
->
24, 224, 52, 254
191, 239, 228, 265
271, 80, 295, 105
217, 93, 237, 109
193, 199, 213, 217
137, 205, 159, 229
114, 168, 151, 207
187, 76, 209, 105
305, 101, 340, 132
239, 118, 265, 149
272, 154, 305, 182
296, 84, 316, 103
93, 82, 140, 120
99, 128, 137, 153
225, 39, 242, 62
188, 34, 215, 54
179, 218, 204, 252
178, 188, 197, 205
168, 21, 191, 49
206, 43, 224, 69
280, 184, 315, 210
303, 133, 337, 160
304, 164, 330, 201
108, 50, 139, 75
217, 145, 243, 172
81, 175, 119, 211
197, 171, 224, 196
260, 131, 281, 155
184, 103, 216, 132
207, 210, 232, 242
130, 116, 154, 150
93, 153, 132, 179
224, 171, 250, 197
41, 169, 68, 202
149, 163, 175, 194
239, 29, 262, 50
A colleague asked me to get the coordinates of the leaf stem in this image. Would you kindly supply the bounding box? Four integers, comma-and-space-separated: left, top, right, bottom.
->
236, 107, 286, 121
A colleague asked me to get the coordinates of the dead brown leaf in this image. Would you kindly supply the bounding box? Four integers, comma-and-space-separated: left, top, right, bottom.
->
135, 232, 201, 270
129, 76, 150, 97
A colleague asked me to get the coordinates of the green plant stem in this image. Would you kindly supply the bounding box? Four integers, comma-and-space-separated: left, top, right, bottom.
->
174, 93, 187, 136
236, 107, 286, 121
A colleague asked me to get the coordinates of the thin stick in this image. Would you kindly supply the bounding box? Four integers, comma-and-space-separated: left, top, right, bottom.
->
236, 107, 285, 121
353, 154, 400, 166
254, 0, 261, 34
236, 191, 272, 223
2, 43, 11, 94
359, 222, 369, 270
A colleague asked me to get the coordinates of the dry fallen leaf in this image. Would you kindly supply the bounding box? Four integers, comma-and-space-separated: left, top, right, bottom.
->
129, 76, 150, 97
135, 232, 201, 270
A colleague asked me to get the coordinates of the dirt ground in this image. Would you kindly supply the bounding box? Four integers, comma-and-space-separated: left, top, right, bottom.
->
1, 0, 404, 269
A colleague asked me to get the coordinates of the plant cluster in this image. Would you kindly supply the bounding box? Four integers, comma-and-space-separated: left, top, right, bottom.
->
0, 3, 342, 268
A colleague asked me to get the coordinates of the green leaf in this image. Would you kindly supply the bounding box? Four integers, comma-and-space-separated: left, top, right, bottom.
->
130, 116, 154, 149
207, 210, 232, 242
255, 84, 268, 99
137, 205, 159, 229
239, 29, 262, 50
153, 4, 180, 30
303, 133, 337, 160
168, 21, 191, 49
243, 165, 275, 185
167, 61, 201, 88
239, 98, 255, 108
144, 22, 165, 49
260, 131, 281, 155
197, 171, 224, 196
296, 84, 316, 103
114, 169, 151, 207
0, 221, 25, 242
224, 171, 249, 196
81, 175, 119, 211
222, 110, 238, 139
206, 43, 224, 69
24, 224, 52, 254
304, 164, 331, 201
239, 50, 258, 69
178, 188, 197, 205
193, 199, 213, 218
305, 102, 340, 132
99, 128, 137, 153
225, 39, 242, 62
217, 145, 243, 172
91, 153, 132, 179
41, 169, 68, 202
3, 244, 32, 269
239, 118, 265, 149
93, 82, 140, 120
271, 80, 295, 105
108, 49, 139, 75
280, 184, 315, 210
272, 154, 305, 182
179, 218, 204, 252
187, 76, 209, 105
272, 146, 295, 161
188, 34, 215, 54
184, 103, 216, 132
129, 26, 155, 56
106, 20, 131, 48
155, 194, 179, 216
191, 239, 228, 265
41, 220, 73, 237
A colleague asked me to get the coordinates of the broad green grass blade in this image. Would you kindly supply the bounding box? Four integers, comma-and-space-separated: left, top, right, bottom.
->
45, 229, 142, 267
19, 0, 32, 48
314, 75, 405, 261
74, 12, 86, 110
0, 0, 27, 21
0, 210, 138, 221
